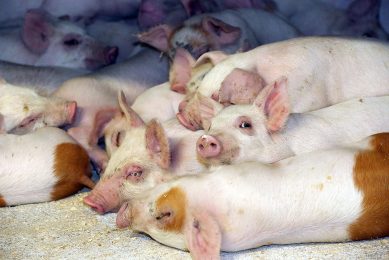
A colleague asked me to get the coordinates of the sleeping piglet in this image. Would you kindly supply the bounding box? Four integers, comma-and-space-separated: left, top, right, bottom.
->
84, 92, 205, 214
0, 79, 76, 134
116, 133, 389, 258
0, 127, 94, 207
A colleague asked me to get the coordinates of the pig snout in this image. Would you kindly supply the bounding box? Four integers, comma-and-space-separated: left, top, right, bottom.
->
65, 101, 77, 124
197, 134, 222, 158
83, 191, 119, 214
116, 202, 132, 229
104, 46, 119, 65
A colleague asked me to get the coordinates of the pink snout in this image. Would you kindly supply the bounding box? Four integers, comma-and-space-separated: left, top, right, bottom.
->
104, 46, 119, 65
65, 101, 77, 124
83, 192, 119, 215
196, 134, 221, 158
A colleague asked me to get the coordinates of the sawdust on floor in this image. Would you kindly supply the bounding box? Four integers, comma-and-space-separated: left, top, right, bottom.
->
1, 192, 388, 259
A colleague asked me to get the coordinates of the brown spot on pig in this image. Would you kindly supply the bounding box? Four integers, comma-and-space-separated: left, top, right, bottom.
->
348, 133, 389, 240
156, 187, 187, 232
0, 195, 6, 207
51, 143, 94, 201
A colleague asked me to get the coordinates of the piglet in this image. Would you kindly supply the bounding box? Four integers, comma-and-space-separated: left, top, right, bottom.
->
0, 9, 118, 70
176, 37, 389, 130
54, 47, 169, 170
0, 127, 94, 207
116, 133, 389, 259
198, 77, 389, 165
0, 79, 76, 134
84, 92, 205, 214
138, 8, 300, 58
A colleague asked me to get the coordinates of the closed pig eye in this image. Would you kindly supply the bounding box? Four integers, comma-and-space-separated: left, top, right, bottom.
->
156, 211, 172, 220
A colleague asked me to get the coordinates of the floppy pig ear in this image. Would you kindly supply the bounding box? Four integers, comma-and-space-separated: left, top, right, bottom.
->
254, 76, 290, 132
118, 91, 145, 128
145, 119, 170, 170
196, 93, 224, 131
202, 16, 241, 45
219, 68, 265, 105
195, 50, 229, 68
137, 24, 174, 52
22, 9, 54, 54
185, 210, 221, 260
169, 48, 196, 94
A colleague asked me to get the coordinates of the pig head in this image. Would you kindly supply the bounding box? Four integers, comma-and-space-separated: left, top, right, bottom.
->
175, 51, 266, 130
196, 77, 291, 166
138, 9, 255, 59
84, 101, 172, 214
21, 9, 118, 70
0, 79, 77, 134
116, 182, 221, 260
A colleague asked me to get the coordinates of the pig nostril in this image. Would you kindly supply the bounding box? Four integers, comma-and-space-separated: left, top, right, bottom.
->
199, 144, 204, 150
210, 142, 217, 148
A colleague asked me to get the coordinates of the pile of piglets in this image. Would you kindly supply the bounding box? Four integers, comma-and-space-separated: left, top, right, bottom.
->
0, 0, 389, 259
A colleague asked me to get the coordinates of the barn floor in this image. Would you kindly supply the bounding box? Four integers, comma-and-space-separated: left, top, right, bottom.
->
1, 192, 388, 260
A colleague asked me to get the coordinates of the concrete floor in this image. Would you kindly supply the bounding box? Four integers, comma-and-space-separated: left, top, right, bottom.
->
1, 192, 388, 260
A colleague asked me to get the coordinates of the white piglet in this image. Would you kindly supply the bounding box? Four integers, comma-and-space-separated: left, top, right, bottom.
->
0, 127, 94, 207
176, 37, 389, 130
197, 78, 389, 165
117, 133, 389, 259
0, 79, 76, 134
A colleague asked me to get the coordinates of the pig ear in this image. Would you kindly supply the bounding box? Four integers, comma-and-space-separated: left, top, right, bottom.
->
118, 91, 145, 128
22, 9, 54, 54
196, 93, 224, 131
169, 48, 196, 94
254, 76, 290, 132
138, 24, 174, 52
201, 16, 241, 45
195, 51, 228, 67
219, 68, 265, 105
145, 119, 170, 170
185, 210, 221, 260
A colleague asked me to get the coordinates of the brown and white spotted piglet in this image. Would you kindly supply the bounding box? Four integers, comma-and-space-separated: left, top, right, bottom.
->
0, 127, 94, 206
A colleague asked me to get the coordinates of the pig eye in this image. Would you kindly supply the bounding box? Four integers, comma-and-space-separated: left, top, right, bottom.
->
64, 38, 81, 47
156, 211, 171, 221
112, 131, 125, 148
127, 170, 143, 178
18, 116, 38, 128
239, 121, 251, 129
235, 116, 254, 136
